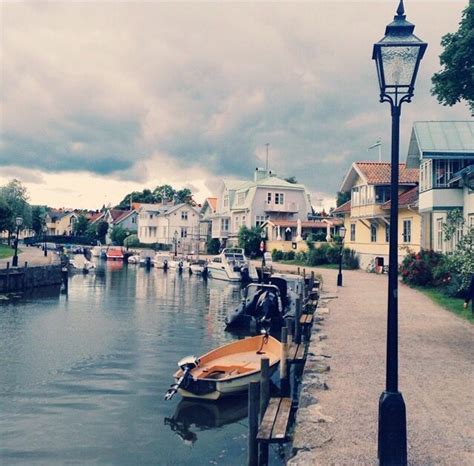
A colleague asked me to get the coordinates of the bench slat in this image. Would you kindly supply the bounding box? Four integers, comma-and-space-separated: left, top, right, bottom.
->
295, 344, 305, 361
257, 398, 281, 441
272, 398, 292, 440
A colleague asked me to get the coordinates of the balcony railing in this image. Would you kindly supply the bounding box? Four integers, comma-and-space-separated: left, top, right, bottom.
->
264, 202, 298, 213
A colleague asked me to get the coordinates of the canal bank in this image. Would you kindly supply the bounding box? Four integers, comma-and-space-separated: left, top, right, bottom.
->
0, 246, 61, 293
276, 265, 474, 465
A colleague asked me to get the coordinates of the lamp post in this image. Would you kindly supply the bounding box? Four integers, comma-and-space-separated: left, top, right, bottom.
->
337, 226, 346, 287
372, 2, 426, 464
260, 229, 266, 269
12, 216, 23, 267
173, 230, 178, 258
43, 225, 48, 257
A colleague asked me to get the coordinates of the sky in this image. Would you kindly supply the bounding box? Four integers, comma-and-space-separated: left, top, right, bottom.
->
0, 0, 471, 211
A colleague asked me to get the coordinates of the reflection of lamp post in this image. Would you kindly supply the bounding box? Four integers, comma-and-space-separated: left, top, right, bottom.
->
372, 2, 426, 464
12, 216, 23, 267
174, 230, 178, 258
43, 225, 48, 257
337, 226, 346, 287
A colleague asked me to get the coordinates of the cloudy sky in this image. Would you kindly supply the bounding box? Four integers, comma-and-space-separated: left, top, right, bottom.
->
0, 0, 470, 210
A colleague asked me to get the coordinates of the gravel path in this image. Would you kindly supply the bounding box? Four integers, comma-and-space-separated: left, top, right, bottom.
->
0, 244, 59, 267
276, 265, 474, 465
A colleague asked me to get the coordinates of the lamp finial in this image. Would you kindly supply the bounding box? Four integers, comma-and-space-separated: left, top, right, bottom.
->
396, 0, 405, 18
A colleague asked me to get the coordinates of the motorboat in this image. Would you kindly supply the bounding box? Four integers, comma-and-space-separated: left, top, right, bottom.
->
152, 253, 170, 270
164, 334, 281, 401
69, 256, 96, 274
105, 247, 124, 261
189, 259, 208, 276
207, 248, 258, 283
168, 256, 191, 272
138, 249, 154, 267
91, 245, 103, 257
127, 254, 141, 264
225, 278, 289, 331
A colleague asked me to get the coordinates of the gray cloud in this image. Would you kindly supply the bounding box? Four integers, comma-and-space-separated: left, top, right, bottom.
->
1, 1, 470, 199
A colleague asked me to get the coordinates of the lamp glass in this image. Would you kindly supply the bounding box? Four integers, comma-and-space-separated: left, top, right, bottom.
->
260, 230, 266, 239
340, 226, 346, 239
16, 217, 23, 226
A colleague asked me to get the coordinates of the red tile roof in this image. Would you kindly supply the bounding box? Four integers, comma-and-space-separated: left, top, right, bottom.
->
332, 200, 351, 214
109, 209, 126, 221
382, 187, 418, 209
113, 210, 136, 224
88, 212, 105, 223
207, 197, 217, 211
356, 162, 419, 185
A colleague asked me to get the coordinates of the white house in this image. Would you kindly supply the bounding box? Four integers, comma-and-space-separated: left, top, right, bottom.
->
406, 121, 473, 253
103, 208, 138, 244
137, 203, 202, 253
210, 168, 312, 246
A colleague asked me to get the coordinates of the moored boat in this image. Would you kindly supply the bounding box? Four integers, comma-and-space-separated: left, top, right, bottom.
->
189, 259, 208, 276
106, 247, 124, 261
207, 248, 258, 282
165, 334, 281, 401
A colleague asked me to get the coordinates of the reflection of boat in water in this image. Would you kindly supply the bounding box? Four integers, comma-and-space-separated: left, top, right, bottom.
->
164, 396, 248, 445
165, 335, 281, 400
189, 259, 208, 277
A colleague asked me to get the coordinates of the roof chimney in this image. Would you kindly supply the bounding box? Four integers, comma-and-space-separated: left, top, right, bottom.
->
254, 167, 269, 182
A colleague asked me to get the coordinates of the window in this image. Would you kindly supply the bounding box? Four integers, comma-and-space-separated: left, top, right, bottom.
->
352, 187, 360, 206
221, 218, 229, 231
132, 216, 136, 224
149, 214, 153, 219
181, 228, 187, 238
350, 223, 356, 242
275, 193, 284, 205
360, 186, 367, 205
256, 215, 266, 227
237, 192, 246, 205
403, 220, 411, 243
242, 215, 246, 226
375, 186, 391, 204
223, 195, 229, 208
385, 224, 390, 242
181, 211, 188, 220
267, 192, 272, 204
433, 160, 467, 188
149, 226, 157, 237
235, 216, 240, 230
371, 224, 377, 242
436, 218, 443, 251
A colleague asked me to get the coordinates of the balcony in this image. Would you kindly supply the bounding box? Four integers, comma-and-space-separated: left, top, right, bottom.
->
263, 202, 298, 213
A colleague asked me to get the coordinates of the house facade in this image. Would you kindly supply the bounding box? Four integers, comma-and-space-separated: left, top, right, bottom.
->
103, 209, 138, 244
199, 197, 217, 244
334, 162, 420, 270
45, 210, 78, 236
210, 168, 312, 246
406, 121, 474, 253
137, 203, 202, 253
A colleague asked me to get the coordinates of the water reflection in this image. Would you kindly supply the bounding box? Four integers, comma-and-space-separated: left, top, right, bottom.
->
165, 395, 248, 446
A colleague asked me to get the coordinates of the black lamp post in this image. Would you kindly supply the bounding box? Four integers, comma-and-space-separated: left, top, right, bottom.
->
337, 226, 346, 287
260, 229, 266, 278
173, 230, 178, 258
12, 216, 23, 267
43, 225, 48, 257
372, 2, 426, 464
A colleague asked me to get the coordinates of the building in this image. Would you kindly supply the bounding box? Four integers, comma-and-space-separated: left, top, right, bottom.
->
199, 197, 217, 245
137, 202, 202, 253
102, 208, 138, 244
333, 162, 420, 270
406, 121, 474, 253
45, 210, 78, 236
210, 168, 312, 246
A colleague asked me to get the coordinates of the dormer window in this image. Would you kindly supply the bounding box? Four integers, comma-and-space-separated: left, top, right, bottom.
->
237, 192, 246, 205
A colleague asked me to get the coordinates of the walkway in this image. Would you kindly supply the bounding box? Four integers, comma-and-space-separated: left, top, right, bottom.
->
0, 244, 59, 268
276, 264, 474, 465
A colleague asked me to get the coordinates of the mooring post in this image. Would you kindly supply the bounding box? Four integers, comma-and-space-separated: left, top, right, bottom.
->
259, 358, 270, 465
297, 266, 300, 276
295, 297, 302, 345
280, 326, 289, 396
248, 381, 260, 466
311, 271, 315, 290
286, 316, 294, 343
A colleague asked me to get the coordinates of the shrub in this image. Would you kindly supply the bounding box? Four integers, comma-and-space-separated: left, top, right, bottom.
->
295, 251, 307, 263
326, 245, 340, 264
272, 249, 284, 261
283, 250, 295, 261
342, 248, 359, 269
124, 234, 139, 248
307, 247, 328, 266
207, 238, 220, 255
313, 231, 327, 242
399, 250, 443, 286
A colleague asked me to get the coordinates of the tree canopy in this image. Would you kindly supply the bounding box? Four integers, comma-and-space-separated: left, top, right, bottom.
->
431, 2, 474, 113
336, 191, 350, 207
0, 179, 32, 237
116, 184, 196, 209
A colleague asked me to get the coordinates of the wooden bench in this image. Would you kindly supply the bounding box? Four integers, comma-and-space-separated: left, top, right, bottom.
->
287, 342, 305, 363
257, 397, 292, 443
299, 313, 314, 326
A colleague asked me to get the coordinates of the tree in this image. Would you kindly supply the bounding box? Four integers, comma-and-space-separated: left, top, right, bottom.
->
0, 198, 13, 235
124, 234, 140, 248
206, 238, 220, 255
284, 176, 298, 184
175, 188, 195, 205
153, 184, 175, 203
336, 191, 350, 207
0, 179, 32, 243
431, 2, 474, 113
110, 225, 129, 246
96, 221, 109, 244
238, 226, 263, 256
72, 214, 89, 236
31, 205, 47, 236
86, 223, 97, 241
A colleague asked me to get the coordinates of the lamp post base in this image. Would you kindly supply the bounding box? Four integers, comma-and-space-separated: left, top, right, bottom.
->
12, 255, 18, 267
337, 273, 343, 287
378, 391, 407, 465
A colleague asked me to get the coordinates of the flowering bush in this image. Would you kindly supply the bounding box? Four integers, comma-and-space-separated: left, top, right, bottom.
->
399, 250, 444, 286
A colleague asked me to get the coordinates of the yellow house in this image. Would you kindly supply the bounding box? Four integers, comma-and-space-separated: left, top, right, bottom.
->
333, 162, 420, 271
45, 210, 78, 236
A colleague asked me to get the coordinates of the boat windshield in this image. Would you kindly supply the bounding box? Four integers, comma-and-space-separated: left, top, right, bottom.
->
224, 253, 245, 262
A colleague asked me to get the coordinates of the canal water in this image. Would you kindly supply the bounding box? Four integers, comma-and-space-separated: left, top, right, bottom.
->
0, 261, 284, 465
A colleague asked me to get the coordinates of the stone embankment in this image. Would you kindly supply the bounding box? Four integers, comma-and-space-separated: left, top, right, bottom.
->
0, 246, 61, 292
267, 263, 473, 465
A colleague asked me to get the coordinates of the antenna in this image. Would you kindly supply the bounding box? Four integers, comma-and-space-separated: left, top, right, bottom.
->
265, 143, 270, 171
368, 139, 382, 162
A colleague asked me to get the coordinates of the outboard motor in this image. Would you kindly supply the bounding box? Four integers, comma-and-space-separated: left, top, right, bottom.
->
146, 256, 152, 269
202, 263, 208, 279
165, 356, 200, 401
163, 259, 168, 271
240, 266, 250, 283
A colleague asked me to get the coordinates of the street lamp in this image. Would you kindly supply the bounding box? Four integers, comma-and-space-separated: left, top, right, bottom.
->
372, 2, 426, 464
43, 225, 48, 257
12, 216, 23, 267
173, 230, 178, 258
337, 226, 346, 287
260, 229, 266, 283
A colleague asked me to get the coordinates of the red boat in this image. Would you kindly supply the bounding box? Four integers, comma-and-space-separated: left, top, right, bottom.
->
105, 247, 124, 261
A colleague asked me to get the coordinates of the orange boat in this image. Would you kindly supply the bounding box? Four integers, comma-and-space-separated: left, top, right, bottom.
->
165, 335, 281, 401
105, 247, 124, 261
